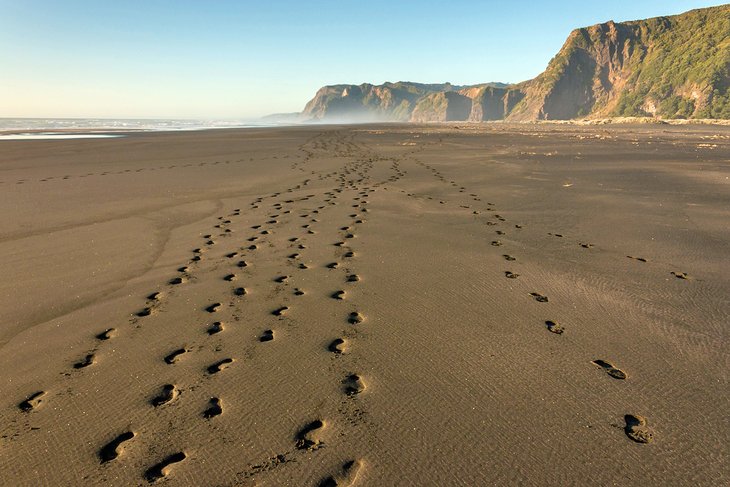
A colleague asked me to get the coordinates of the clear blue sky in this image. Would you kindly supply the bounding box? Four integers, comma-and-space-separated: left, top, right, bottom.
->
0, 0, 724, 119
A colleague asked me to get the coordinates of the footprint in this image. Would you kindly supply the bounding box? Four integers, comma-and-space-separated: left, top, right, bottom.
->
326, 262, 339, 269
169, 277, 186, 285
164, 348, 187, 364
503, 254, 516, 261
295, 419, 325, 450
205, 303, 222, 313
626, 256, 648, 263
225, 252, 238, 258
96, 328, 116, 340
328, 338, 347, 354
274, 275, 290, 283
491, 240, 502, 247
318, 459, 364, 487
505, 271, 519, 279
530, 293, 549, 303
207, 358, 234, 374
272, 306, 289, 317
348, 312, 363, 324
346, 274, 360, 282
74, 354, 95, 369
343, 374, 366, 395
343, 251, 355, 258
580, 243, 594, 249
223, 274, 237, 282
233, 287, 246, 296
544, 320, 564, 334
624, 414, 654, 443
294, 288, 305, 296
260, 329, 274, 342
99, 431, 135, 463
202, 397, 223, 419
237, 260, 248, 268
136, 307, 153, 317
147, 291, 163, 301
671, 271, 689, 280
207, 322, 224, 335
591, 360, 627, 380
144, 452, 187, 483
151, 384, 179, 407
331, 290, 345, 300
18, 391, 46, 412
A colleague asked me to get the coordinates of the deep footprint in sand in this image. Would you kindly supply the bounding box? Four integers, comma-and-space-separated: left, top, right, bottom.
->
295, 419, 325, 450
260, 329, 274, 342
328, 338, 347, 354
347, 274, 360, 283
343, 374, 366, 395
207, 358, 234, 374
19, 391, 46, 412
530, 293, 549, 303
272, 306, 289, 317
151, 384, 179, 407
164, 348, 187, 364
318, 459, 364, 487
348, 312, 364, 324
144, 452, 187, 483
202, 397, 223, 419
671, 271, 689, 280
503, 254, 516, 261
331, 290, 345, 300
74, 354, 96, 369
544, 320, 564, 334
96, 328, 116, 340
505, 271, 520, 279
624, 414, 654, 443
592, 359, 627, 379
205, 302, 222, 313
207, 322, 224, 335
99, 431, 136, 463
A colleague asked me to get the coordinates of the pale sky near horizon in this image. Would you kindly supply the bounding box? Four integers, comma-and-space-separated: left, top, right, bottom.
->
1, 0, 725, 119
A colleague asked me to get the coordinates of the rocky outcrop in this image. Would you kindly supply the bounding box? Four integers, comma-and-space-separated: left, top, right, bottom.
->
298, 5, 729, 122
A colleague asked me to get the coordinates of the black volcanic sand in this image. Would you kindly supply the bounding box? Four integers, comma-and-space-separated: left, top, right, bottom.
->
0, 123, 727, 486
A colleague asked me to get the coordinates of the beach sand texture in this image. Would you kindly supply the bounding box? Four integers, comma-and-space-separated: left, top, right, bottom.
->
0, 124, 728, 485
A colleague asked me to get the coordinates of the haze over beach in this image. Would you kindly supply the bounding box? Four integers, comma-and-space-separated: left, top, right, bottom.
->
1, 2, 728, 486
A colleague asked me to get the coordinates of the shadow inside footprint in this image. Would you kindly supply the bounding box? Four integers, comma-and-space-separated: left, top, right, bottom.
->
530, 293, 549, 303
18, 391, 45, 412
260, 329, 274, 342
144, 452, 187, 483
545, 320, 564, 334
164, 348, 187, 365
99, 431, 135, 463
295, 419, 325, 450
592, 360, 627, 380
207, 358, 234, 374
151, 384, 179, 407
207, 322, 224, 335
343, 374, 365, 395
74, 354, 95, 369
318, 459, 363, 487
624, 414, 654, 443
328, 338, 346, 354
202, 397, 222, 419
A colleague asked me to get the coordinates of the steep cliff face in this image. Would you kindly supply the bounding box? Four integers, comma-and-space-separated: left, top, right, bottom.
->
299, 5, 730, 122
508, 5, 730, 120
301, 82, 463, 122
411, 92, 472, 122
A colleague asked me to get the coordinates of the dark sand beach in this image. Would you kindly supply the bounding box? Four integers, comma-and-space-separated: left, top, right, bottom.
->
0, 124, 728, 485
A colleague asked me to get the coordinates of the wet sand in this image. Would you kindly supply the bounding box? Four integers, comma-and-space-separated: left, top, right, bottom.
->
0, 123, 728, 485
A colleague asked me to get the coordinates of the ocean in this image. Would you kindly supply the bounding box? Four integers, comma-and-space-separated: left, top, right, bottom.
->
0, 118, 274, 140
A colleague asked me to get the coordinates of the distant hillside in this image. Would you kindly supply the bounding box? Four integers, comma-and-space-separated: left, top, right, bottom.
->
298, 5, 729, 122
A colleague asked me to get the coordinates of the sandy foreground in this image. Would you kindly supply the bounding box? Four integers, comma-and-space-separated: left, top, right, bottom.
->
0, 124, 727, 486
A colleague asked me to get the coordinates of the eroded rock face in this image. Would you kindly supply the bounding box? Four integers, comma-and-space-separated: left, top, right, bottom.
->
299, 5, 730, 122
